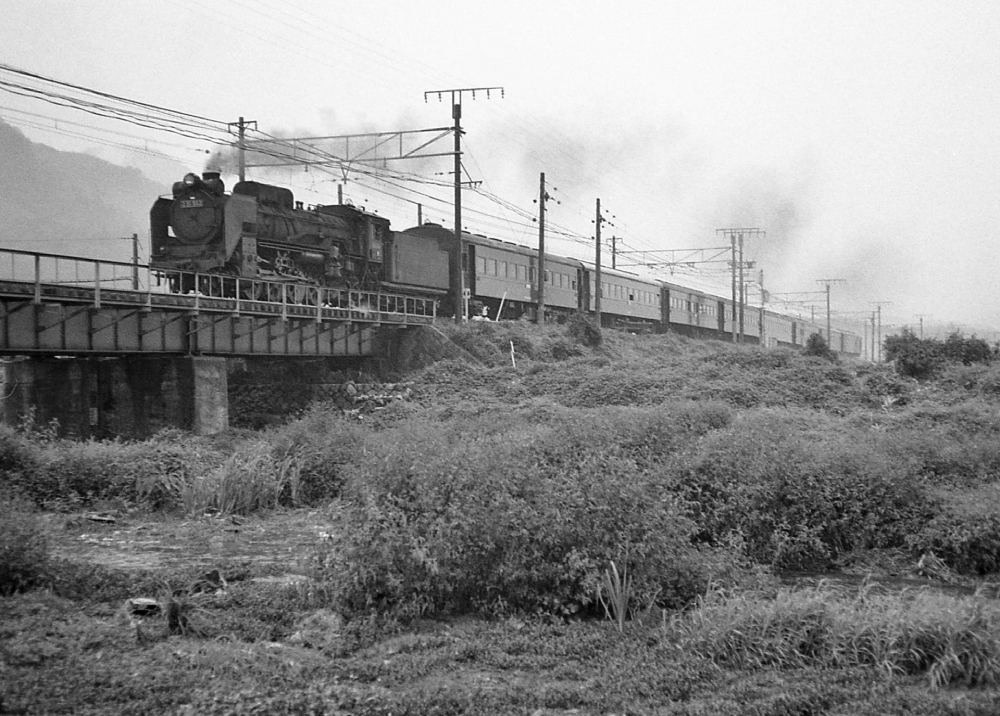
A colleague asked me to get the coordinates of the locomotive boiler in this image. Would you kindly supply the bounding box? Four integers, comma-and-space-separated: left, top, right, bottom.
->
150, 172, 390, 290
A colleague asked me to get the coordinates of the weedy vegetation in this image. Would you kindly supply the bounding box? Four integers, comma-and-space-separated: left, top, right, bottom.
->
4, 321, 1000, 713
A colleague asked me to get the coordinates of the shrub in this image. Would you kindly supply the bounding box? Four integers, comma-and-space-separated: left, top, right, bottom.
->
803, 333, 835, 361
943, 332, 994, 366
0, 491, 49, 595
674, 412, 934, 569
8, 433, 226, 511
0, 425, 39, 499
565, 312, 602, 348
906, 483, 1000, 574
318, 403, 738, 619
885, 329, 944, 379
855, 364, 912, 407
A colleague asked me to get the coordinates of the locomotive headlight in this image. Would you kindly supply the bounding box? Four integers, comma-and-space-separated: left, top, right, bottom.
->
183, 173, 199, 187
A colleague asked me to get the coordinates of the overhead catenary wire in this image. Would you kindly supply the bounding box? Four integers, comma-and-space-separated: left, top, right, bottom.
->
0, 56, 790, 314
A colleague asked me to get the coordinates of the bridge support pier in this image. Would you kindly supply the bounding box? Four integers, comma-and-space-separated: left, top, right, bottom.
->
0, 355, 228, 439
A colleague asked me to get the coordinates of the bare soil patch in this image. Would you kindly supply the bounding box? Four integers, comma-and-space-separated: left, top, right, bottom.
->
41, 508, 330, 575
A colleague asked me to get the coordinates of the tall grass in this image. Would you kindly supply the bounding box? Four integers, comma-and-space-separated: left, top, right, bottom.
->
0, 491, 49, 594
176, 441, 300, 516
673, 584, 1000, 688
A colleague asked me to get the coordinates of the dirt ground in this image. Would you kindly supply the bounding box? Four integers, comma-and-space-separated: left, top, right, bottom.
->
41, 508, 333, 576
40, 507, 998, 600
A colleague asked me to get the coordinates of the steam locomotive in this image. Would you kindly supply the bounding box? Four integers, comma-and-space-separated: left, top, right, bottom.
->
151, 173, 864, 355
151, 171, 391, 291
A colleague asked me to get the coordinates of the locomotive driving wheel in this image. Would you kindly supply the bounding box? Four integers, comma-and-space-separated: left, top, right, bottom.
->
273, 250, 295, 275
266, 283, 286, 303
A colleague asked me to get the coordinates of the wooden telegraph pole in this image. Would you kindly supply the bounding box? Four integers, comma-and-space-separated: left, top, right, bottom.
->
536, 172, 548, 323
228, 117, 257, 182
424, 87, 504, 322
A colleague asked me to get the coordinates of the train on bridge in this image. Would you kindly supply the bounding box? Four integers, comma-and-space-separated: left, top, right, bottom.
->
151, 172, 863, 355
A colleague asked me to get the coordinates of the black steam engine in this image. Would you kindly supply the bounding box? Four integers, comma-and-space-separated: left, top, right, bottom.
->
150, 171, 389, 291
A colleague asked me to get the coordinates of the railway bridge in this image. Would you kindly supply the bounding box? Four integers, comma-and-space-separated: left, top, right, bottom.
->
0, 249, 437, 437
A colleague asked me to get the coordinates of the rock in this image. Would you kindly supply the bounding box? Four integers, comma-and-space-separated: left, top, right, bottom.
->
125, 597, 161, 617
287, 609, 345, 650
189, 569, 227, 595
915, 551, 956, 583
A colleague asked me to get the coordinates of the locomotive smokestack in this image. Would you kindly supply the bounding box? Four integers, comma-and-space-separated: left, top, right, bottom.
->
201, 171, 225, 196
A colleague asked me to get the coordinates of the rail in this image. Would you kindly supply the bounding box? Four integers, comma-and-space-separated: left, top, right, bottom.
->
0, 248, 437, 323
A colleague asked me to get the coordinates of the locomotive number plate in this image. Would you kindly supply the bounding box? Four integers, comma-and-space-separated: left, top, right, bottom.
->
179, 199, 205, 209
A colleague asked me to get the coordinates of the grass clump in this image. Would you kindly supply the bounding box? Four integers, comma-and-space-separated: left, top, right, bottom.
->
174, 441, 297, 516
0, 490, 49, 595
674, 584, 1000, 688
263, 403, 367, 504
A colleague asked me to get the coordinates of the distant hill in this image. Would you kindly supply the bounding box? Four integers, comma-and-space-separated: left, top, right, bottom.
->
0, 119, 164, 262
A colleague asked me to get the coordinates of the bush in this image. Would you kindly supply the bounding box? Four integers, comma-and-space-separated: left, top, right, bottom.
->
885, 329, 944, 379
675, 412, 934, 569
0, 425, 39, 499
318, 403, 738, 619
565, 312, 602, 348
0, 492, 49, 595
9, 433, 226, 511
803, 333, 835, 361
943, 332, 994, 365
906, 483, 1000, 574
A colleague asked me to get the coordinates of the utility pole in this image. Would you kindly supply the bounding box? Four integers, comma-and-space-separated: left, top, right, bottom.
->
758, 269, 765, 346
739, 234, 745, 340
816, 278, 846, 350
870, 301, 892, 363
228, 117, 257, 182
424, 87, 504, 323
870, 312, 876, 362
595, 198, 603, 325
536, 172, 549, 324
717, 228, 764, 343
611, 236, 617, 270
120, 233, 139, 290
915, 313, 931, 339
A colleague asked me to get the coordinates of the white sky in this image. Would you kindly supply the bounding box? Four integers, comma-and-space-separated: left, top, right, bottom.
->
1, 0, 998, 334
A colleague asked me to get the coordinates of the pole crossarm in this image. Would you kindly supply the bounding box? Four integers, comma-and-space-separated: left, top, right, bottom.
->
424, 87, 505, 103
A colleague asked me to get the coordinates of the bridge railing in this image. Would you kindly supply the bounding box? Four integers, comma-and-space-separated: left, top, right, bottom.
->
0, 248, 437, 322
154, 268, 438, 322
0, 248, 153, 294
